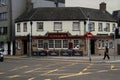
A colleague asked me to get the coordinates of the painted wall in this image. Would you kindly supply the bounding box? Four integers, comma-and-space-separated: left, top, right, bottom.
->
15, 21, 117, 36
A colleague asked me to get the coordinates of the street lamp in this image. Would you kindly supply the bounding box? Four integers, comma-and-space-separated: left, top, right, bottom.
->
87, 16, 92, 62
114, 27, 119, 60
30, 21, 33, 56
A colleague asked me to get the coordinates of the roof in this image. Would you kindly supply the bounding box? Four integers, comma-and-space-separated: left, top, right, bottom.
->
15, 7, 117, 22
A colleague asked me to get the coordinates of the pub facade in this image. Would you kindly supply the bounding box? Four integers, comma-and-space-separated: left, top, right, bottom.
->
15, 4, 117, 56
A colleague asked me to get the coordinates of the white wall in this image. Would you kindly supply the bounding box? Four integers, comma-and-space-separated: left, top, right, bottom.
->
15, 20, 117, 36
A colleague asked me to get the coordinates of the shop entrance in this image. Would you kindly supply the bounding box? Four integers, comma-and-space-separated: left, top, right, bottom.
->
90, 39, 95, 55
23, 40, 27, 55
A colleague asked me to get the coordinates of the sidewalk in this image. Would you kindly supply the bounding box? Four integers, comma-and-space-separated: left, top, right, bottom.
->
4, 55, 120, 63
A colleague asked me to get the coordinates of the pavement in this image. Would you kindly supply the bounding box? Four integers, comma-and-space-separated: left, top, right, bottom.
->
4, 55, 120, 63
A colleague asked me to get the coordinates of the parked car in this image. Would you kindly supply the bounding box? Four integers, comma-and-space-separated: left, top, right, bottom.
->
0, 53, 4, 62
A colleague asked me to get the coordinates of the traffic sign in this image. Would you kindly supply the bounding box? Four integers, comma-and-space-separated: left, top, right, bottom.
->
86, 32, 93, 39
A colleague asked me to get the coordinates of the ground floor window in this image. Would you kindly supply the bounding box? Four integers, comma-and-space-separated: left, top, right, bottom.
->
98, 39, 114, 49
37, 39, 79, 49
73, 40, 79, 48
38, 40, 43, 48
0, 42, 4, 49
55, 40, 61, 48
16, 40, 21, 49
63, 40, 68, 48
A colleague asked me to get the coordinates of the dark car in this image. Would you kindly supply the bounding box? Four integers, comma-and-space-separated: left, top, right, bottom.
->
0, 53, 4, 62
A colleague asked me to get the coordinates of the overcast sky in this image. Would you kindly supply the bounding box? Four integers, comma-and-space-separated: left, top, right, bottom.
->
66, 0, 120, 14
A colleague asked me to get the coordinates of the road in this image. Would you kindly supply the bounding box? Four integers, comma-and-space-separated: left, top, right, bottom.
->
0, 56, 120, 80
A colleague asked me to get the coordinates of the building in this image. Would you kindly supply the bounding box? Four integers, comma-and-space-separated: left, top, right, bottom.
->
112, 10, 120, 55
15, 2, 117, 56
31, 0, 65, 8
0, 0, 65, 55
0, 0, 27, 55
112, 10, 120, 27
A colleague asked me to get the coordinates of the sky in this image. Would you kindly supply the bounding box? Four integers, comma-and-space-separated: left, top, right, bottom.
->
66, 0, 120, 14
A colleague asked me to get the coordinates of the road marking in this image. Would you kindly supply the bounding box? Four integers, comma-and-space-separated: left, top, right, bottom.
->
8, 75, 21, 78
44, 79, 52, 80
25, 68, 41, 73
41, 69, 58, 76
97, 70, 108, 73
10, 66, 29, 71
59, 72, 92, 79
0, 72, 5, 74
111, 65, 115, 70
59, 63, 93, 79
28, 77, 36, 80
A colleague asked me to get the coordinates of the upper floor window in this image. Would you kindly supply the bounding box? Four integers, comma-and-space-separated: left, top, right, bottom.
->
89, 22, 95, 32
23, 23, 27, 32
112, 24, 116, 32
0, 0, 6, 5
17, 23, 20, 32
0, 12, 7, 21
54, 22, 62, 31
105, 23, 110, 32
98, 23, 103, 32
0, 27, 7, 35
73, 22, 80, 31
37, 22, 43, 31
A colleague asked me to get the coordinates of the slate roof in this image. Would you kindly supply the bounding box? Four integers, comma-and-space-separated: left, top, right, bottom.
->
15, 7, 116, 22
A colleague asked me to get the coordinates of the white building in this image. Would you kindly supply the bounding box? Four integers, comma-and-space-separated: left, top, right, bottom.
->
15, 2, 117, 56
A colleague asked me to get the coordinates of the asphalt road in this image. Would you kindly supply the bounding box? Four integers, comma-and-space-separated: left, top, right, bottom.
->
0, 57, 120, 80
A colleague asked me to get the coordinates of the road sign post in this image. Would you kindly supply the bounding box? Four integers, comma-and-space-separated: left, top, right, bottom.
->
86, 32, 93, 62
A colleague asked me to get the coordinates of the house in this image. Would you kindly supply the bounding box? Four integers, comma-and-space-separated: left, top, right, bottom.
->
0, 0, 27, 55
15, 2, 117, 56
0, 0, 65, 56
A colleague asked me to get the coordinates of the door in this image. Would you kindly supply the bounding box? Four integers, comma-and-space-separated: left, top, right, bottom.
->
23, 40, 27, 55
90, 39, 95, 55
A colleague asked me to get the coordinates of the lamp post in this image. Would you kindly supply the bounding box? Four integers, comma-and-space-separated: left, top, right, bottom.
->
87, 16, 92, 62
114, 27, 119, 60
30, 21, 33, 56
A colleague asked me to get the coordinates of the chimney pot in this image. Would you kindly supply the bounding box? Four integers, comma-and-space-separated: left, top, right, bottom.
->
100, 2, 106, 12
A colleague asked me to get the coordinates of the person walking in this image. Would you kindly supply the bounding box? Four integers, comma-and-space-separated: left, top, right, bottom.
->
103, 46, 110, 60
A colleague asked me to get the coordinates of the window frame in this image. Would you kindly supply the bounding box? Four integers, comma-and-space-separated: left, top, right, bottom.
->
23, 23, 27, 32
98, 23, 103, 32
37, 22, 44, 31
17, 23, 21, 32
54, 22, 62, 31
72, 22, 80, 31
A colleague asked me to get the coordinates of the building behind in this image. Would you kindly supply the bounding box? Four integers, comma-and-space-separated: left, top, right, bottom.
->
0, 0, 65, 55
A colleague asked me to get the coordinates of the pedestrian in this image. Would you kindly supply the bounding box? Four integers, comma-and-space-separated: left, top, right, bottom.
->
103, 46, 110, 60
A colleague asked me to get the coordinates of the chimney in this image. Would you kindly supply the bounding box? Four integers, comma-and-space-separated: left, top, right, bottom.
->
99, 2, 106, 12
26, 0, 33, 12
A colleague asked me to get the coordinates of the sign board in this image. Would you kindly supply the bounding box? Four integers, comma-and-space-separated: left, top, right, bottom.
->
86, 32, 93, 39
